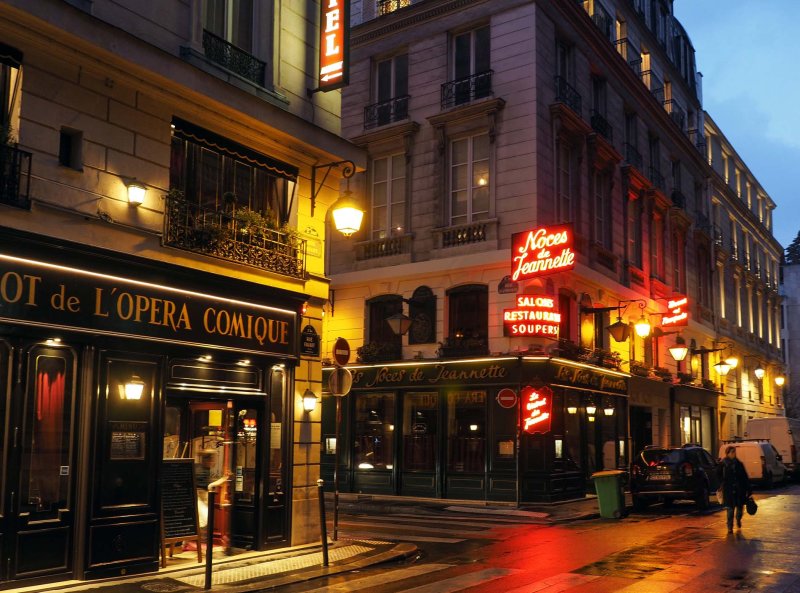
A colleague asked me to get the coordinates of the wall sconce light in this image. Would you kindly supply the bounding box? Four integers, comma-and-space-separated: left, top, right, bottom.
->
714, 360, 732, 376
634, 311, 652, 338
302, 388, 318, 412
725, 356, 739, 369
124, 375, 145, 400
588, 415, 596, 422
668, 336, 689, 362
567, 406, 578, 414
603, 406, 615, 416
754, 365, 765, 380
386, 312, 413, 336
125, 180, 147, 206
586, 405, 597, 415
604, 300, 651, 342
606, 316, 630, 343
776, 375, 785, 387
311, 160, 365, 237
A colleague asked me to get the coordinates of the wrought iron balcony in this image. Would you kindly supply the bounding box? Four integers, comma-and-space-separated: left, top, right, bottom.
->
441, 70, 493, 108
648, 167, 665, 191
615, 38, 630, 60
554, 75, 581, 115
0, 144, 32, 210
641, 70, 664, 102
663, 99, 686, 130
163, 194, 306, 279
364, 95, 409, 129
377, 0, 411, 15
627, 57, 642, 76
590, 110, 613, 141
202, 29, 266, 87
623, 142, 643, 170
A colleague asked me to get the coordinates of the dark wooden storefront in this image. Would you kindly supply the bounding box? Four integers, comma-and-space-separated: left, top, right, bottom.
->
0, 229, 299, 588
321, 356, 629, 503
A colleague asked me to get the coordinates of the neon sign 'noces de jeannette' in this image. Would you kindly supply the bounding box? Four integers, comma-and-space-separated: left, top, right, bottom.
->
511, 224, 576, 281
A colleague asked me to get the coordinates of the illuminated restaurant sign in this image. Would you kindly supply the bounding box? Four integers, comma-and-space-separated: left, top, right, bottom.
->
521, 385, 552, 434
0, 254, 296, 356
661, 294, 689, 327
503, 295, 561, 338
317, 0, 349, 91
511, 224, 575, 281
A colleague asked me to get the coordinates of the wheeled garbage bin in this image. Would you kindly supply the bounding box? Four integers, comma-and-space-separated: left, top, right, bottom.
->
591, 470, 626, 519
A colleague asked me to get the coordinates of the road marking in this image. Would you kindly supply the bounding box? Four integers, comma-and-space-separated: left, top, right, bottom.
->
346, 513, 513, 529
400, 567, 517, 593
300, 563, 452, 593
341, 530, 465, 543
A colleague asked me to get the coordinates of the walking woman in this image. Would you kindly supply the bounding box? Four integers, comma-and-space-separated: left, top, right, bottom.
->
718, 445, 751, 533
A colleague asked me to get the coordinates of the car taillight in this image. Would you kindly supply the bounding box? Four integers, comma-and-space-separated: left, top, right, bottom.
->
681, 462, 693, 477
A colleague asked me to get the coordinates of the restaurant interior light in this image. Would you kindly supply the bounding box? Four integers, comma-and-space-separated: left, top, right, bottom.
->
124, 375, 145, 400
567, 406, 578, 414
603, 407, 615, 416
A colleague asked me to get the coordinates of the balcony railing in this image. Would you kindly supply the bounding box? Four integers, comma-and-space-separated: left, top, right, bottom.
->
615, 38, 630, 60
364, 95, 409, 129
590, 110, 613, 141
623, 142, 643, 170
438, 336, 489, 358
554, 75, 581, 115
663, 99, 686, 130
641, 70, 664, 102
627, 57, 642, 76
687, 128, 707, 155
377, 0, 411, 16
441, 70, 493, 109
356, 234, 412, 260
0, 144, 32, 210
648, 166, 665, 191
202, 29, 266, 87
440, 221, 488, 248
163, 195, 306, 279
591, 11, 613, 41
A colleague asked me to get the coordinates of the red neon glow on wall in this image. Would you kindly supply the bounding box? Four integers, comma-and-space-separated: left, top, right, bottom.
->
661, 294, 689, 327
503, 295, 561, 337
511, 224, 576, 281
521, 385, 553, 434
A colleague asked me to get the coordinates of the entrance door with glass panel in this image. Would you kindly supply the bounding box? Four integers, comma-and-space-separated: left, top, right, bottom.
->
400, 392, 438, 497
444, 390, 487, 499
0, 339, 78, 583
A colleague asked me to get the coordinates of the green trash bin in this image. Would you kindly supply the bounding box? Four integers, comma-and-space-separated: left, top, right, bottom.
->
591, 470, 625, 519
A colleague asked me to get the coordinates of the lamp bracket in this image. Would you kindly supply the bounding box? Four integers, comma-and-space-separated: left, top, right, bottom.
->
311, 160, 355, 217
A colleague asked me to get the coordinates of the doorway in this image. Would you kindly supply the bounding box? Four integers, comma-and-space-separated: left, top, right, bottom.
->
630, 406, 653, 457
0, 339, 79, 584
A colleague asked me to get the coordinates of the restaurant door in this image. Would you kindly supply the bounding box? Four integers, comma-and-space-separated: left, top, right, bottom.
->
0, 338, 79, 584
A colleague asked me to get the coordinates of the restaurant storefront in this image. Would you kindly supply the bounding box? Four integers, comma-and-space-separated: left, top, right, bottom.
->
672, 385, 718, 452
0, 229, 301, 585
322, 356, 629, 502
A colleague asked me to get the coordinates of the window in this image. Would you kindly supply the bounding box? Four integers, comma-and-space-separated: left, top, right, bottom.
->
169, 119, 294, 221
628, 196, 643, 268
721, 153, 729, 184
354, 393, 395, 470
452, 25, 490, 105
648, 134, 660, 175
447, 284, 488, 344
58, 128, 83, 170
591, 76, 607, 116
447, 391, 486, 474
672, 231, 685, 292
556, 142, 574, 223
555, 39, 573, 83
371, 154, 406, 239
0, 43, 22, 139
735, 169, 742, 197
366, 295, 402, 356
697, 247, 711, 307
735, 276, 742, 327
449, 133, 489, 225
718, 264, 726, 319
403, 393, 438, 471
372, 54, 409, 126
203, 0, 254, 52
729, 218, 738, 258
651, 212, 664, 280
594, 171, 611, 248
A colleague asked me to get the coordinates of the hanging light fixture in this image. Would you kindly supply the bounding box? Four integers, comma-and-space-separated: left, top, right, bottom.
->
124, 375, 145, 400
567, 406, 578, 414
606, 311, 630, 343
669, 336, 689, 362
386, 312, 413, 336
586, 404, 597, 415
754, 365, 765, 380
603, 406, 615, 416
634, 312, 651, 338
330, 187, 364, 237
714, 360, 732, 376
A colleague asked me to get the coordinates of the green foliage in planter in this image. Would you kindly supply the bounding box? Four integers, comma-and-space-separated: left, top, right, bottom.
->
357, 341, 401, 363
628, 360, 650, 377
677, 372, 694, 384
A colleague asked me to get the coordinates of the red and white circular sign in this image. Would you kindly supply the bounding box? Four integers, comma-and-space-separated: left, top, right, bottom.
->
333, 337, 350, 366
496, 388, 518, 409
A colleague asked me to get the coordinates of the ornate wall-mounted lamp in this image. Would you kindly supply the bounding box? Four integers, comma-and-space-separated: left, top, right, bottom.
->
123, 375, 145, 400
310, 160, 364, 236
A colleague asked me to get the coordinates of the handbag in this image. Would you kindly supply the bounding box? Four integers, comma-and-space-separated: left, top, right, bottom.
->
716, 488, 724, 505
745, 496, 758, 516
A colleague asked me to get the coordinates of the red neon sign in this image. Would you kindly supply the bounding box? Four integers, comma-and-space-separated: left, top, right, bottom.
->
511, 224, 575, 282
318, 0, 349, 91
661, 294, 689, 327
521, 385, 553, 434
503, 295, 561, 338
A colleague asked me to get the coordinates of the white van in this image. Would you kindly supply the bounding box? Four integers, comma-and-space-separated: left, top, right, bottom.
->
745, 417, 800, 476
718, 440, 787, 487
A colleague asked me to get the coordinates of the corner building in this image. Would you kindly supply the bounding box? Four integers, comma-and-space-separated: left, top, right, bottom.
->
0, 0, 361, 586
324, 0, 783, 503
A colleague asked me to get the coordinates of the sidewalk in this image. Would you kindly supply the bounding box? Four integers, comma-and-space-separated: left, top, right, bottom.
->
5, 538, 416, 593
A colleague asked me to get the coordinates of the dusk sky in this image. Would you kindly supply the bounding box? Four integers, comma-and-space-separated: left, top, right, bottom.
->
673, 1, 798, 251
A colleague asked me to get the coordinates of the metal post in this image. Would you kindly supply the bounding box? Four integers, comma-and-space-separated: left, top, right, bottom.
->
204, 490, 216, 590
333, 396, 341, 541
317, 479, 329, 567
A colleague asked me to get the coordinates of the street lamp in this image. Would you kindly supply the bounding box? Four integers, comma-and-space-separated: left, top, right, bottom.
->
754, 365, 765, 380
310, 160, 365, 236
668, 335, 689, 362
776, 375, 785, 387
386, 312, 413, 336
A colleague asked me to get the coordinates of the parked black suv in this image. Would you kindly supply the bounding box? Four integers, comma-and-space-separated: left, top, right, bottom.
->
630, 444, 720, 510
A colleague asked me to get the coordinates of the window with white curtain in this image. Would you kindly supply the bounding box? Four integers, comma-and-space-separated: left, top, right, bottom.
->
449, 134, 489, 225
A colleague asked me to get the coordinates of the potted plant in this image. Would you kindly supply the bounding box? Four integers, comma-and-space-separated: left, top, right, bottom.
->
628, 360, 650, 377
653, 367, 673, 382
356, 341, 401, 363
677, 372, 694, 385
702, 379, 718, 391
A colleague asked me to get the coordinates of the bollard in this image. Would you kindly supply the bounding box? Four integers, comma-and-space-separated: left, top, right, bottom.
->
205, 490, 216, 590
317, 479, 329, 567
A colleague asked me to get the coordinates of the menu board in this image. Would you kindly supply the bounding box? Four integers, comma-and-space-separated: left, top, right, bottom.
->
161, 459, 199, 540
110, 431, 146, 460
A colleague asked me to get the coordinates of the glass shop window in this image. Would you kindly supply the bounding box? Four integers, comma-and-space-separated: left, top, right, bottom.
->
354, 393, 395, 470
446, 390, 486, 473
402, 392, 438, 471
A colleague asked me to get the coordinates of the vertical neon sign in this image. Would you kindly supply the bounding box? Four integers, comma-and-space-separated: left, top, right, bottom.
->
318, 0, 350, 91
521, 385, 553, 434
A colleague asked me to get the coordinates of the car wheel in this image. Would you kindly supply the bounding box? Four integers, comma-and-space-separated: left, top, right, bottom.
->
695, 482, 710, 510
632, 495, 649, 511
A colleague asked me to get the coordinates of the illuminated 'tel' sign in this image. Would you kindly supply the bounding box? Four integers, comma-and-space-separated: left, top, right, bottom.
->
503, 295, 561, 338
318, 0, 350, 91
661, 294, 689, 327
521, 385, 553, 434
511, 224, 575, 282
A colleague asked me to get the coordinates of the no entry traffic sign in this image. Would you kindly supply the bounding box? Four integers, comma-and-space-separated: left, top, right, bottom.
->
333, 337, 350, 366
496, 388, 518, 409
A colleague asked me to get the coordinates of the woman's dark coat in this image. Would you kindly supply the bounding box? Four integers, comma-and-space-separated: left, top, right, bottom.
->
718, 457, 750, 507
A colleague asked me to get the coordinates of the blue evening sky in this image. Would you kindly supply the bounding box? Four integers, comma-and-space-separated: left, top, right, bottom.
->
673, 1, 798, 250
